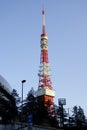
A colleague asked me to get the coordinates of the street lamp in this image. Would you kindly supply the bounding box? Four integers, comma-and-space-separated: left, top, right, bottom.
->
21, 80, 26, 106
21, 80, 26, 125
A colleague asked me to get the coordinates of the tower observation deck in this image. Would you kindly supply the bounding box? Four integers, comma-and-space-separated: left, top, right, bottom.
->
36, 7, 55, 105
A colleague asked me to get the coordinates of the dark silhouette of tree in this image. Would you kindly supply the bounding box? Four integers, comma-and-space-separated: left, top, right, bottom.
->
22, 87, 37, 123
11, 89, 21, 121
71, 106, 86, 127
11, 89, 20, 107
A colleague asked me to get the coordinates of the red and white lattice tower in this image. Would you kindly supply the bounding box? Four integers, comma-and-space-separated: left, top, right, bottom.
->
36, 7, 55, 105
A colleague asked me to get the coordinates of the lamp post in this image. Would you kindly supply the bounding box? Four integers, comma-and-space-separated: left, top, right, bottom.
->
21, 80, 26, 129
21, 80, 26, 106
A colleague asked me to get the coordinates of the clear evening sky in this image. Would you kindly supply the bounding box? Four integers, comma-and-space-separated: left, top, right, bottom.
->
0, 0, 87, 115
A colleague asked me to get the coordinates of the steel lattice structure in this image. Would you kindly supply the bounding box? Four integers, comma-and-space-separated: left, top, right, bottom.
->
36, 7, 55, 105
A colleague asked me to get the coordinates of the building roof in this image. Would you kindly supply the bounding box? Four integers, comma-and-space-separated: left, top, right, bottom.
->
0, 75, 12, 95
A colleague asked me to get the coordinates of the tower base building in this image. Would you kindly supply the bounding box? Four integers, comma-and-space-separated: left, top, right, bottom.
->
36, 87, 55, 105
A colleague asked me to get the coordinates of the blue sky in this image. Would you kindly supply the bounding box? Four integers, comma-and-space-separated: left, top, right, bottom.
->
0, 0, 87, 115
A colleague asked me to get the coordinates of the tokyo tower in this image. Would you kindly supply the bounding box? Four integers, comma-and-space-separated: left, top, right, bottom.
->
36, 7, 55, 105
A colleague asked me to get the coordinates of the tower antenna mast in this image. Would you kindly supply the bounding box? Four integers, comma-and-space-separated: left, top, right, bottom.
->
42, 5, 46, 34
